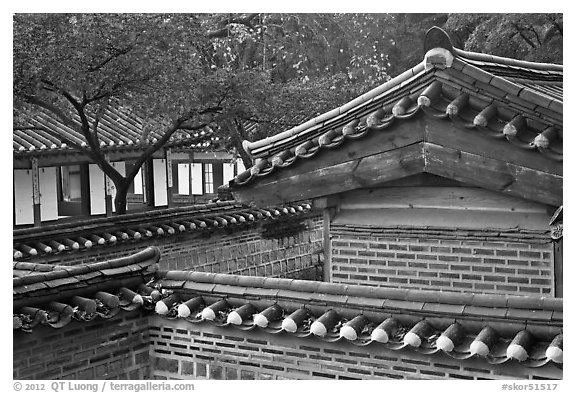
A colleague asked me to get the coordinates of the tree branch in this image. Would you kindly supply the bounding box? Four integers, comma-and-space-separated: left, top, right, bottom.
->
88, 44, 133, 72
127, 116, 188, 180
178, 122, 209, 131
240, 116, 300, 128
548, 16, 563, 35
36, 80, 124, 183
512, 23, 536, 48
529, 26, 542, 46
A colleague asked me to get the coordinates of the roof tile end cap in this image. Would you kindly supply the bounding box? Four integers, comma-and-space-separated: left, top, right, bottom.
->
424, 27, 455, 54
424, 48, 454, 71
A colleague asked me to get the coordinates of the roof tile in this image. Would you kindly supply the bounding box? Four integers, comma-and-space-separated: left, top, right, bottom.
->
462, 305, 508, 319
542, 298, 563, 311
506, 296, 546, 310
262, 277, 294, 290
242, 287, 280, 300
345, 296, 386, 309
488, 75, 524, 96
43, 277, 81, 288
212, 284, 247, 297
551, 310, 563, 322
506, 309, 554, 322
547, 99, 563, 114
100, 266, 133, 276
183, 282, 216, 293
276, 289, 314, 303
460, 63, 494, 85
159, 279, 186, 289
383, 299, 425, 312
422, 303, 466, 315
470, 294, 508, 308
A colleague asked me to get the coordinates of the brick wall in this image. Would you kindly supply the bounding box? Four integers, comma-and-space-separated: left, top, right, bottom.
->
147, 316, 561, 380
26, 215, 324, 280
14, 310, 561, 381
13, 310, 150, 380
330, 225, 554, 296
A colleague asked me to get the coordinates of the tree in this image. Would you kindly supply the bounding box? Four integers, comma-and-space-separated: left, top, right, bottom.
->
444, 14, 563, 64
15, 13, 562, 215
14, 14, 247, 214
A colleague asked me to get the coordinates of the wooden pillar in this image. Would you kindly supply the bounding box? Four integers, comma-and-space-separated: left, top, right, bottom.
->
79, 163, 91, 216
553, 239, 563, 298
145, 158, 155, 207
31, 158, 41, 227
166, 149, 173, 207
314, 196, 339, 283
322, 208, 332, 283
141, 161, 148, 204
104, 156, 113, 217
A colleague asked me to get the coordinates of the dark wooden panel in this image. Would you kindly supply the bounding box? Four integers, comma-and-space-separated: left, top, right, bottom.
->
554, 240, 563, 298
424, 116, 562, 176
213, 162, 224, 189
339, 187, 548, 213
424, 143, 562, 206
252, 116, 427, 186
233, 143, 426, 205
14, 149, 166, 169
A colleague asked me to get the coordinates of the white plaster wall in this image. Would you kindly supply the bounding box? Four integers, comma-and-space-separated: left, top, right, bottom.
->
153, 159, 168, 206
89, 164, 106, 215
14, 169, 34, 225
191, 163, 203, 195
39, 167, 58, 222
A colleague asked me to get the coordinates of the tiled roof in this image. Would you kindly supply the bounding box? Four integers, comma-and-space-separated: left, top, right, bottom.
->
229, 27, 562, 189
13, 248, 563, 367
13, 201, 313, 260
13, 106, 218, 155
147, 271, 563, 367
13, 247, 160, 331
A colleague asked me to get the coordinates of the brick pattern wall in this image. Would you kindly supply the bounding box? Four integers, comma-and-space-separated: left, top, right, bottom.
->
330, 226, 554, 296
13, 310, 150, 380
26, 215, 324, 280
148, 317, 561, 380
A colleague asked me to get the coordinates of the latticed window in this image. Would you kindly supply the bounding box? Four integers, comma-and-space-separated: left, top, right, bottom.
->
204, 163, 214, 194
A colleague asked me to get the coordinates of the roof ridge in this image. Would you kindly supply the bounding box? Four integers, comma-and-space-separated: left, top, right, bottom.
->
13, 246, 160, 288
242, 62, 427, 156
454, 47, 563, 73
425, 26, 562, 73
157, 270, 562, 312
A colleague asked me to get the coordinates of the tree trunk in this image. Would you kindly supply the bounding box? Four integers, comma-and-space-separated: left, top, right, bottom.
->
113, 180, 130, 215
232, 118, 253, 169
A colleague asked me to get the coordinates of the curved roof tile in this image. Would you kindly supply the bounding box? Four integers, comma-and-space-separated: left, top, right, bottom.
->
229, 28, 562, 191
145, 271, 563, 368
13, 202, 313, 259
13, 106, 217, 155
13, 249, 564, 369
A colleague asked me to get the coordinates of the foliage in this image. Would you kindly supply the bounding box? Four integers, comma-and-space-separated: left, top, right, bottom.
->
13, 13, 563, 213
444, 14, 563, 64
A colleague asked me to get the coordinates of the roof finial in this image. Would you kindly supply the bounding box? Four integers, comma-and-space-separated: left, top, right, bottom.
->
424, 26, 454, 54
423, 27, 455, 70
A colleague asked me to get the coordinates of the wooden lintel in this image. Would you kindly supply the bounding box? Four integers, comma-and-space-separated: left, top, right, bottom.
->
13, 148, 165, 169
254, 117, 426, 186
424, 117, 562, 177
31, 158, 41, 227
313, 196, 340, 209
424, 142, 562, 206
233, 143, 426, 206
